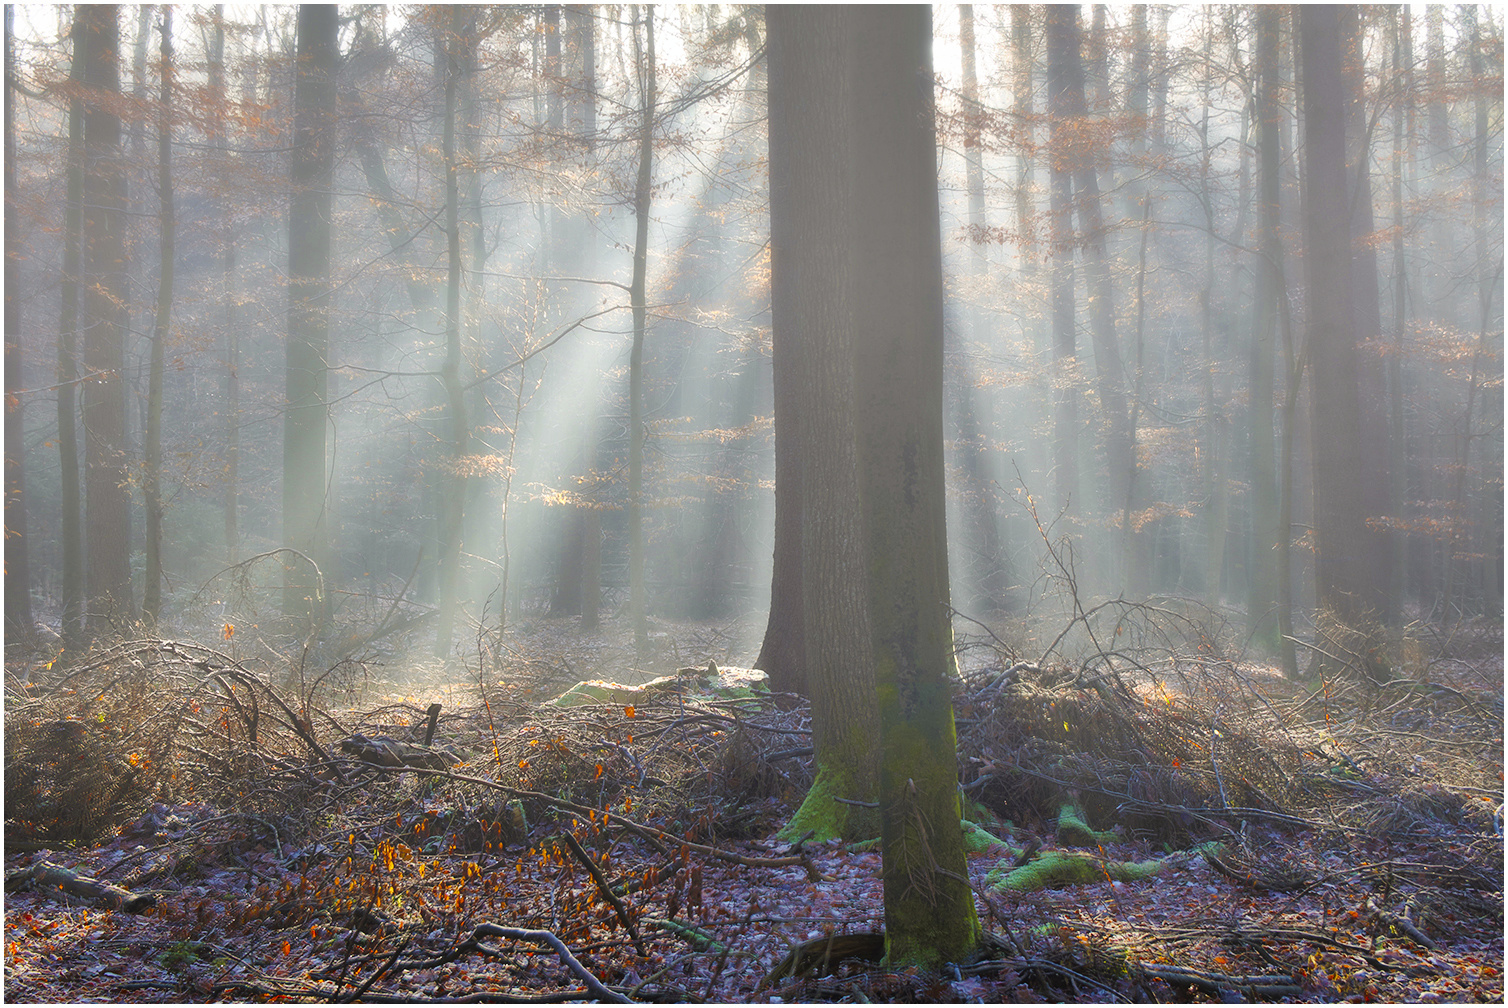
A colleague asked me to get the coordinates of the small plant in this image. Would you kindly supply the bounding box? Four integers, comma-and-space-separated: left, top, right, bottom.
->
160, 940, 206, 971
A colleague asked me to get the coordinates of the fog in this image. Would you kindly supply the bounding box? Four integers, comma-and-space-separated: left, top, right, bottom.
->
5, 6, 1502, 672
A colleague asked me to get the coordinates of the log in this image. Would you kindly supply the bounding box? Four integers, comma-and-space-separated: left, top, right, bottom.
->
5, 861, 156, 912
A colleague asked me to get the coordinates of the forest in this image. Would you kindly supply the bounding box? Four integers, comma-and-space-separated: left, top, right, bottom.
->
2, 3, 1503, 1003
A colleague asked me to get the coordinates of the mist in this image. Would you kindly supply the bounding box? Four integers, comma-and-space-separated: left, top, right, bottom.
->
4, 5, 1502, 677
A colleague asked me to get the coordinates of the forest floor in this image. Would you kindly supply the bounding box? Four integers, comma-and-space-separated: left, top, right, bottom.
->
3, 605, 1503, 1003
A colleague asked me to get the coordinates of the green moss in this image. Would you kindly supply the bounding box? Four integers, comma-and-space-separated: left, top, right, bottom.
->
987, 850, 1165, 892
1055, 802, 1116, 845
960, 819, 1013, 855
961, 796, 998, 826
780, 764, 879, 842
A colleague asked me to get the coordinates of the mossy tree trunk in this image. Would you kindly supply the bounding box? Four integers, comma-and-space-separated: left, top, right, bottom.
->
847, 6, 980, 969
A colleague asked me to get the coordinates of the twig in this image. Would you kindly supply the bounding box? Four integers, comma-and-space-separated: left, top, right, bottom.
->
467, 924, 632, 1003
562, 831, 648, 957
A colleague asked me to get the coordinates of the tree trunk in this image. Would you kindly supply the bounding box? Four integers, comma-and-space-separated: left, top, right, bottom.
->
950, 4, 1009, 614
56, 13, 87, 647
1046, 6, 1080, 516
847, 7, 980, 967
627, 5, 655, 656
1300, 5, 1373, 639
435, 7, 475, 657
1245, 6, 1284, 650
1011, 5, 1034, 278
1340, 5, 1392, 622
283, 4, 338, 633
3, 6, 32, 643
210, 4, 241, 566
79, 3, 135, 630
1063, 5, 1135, 595
142, 7, 174, 625
766, 6, 876, 839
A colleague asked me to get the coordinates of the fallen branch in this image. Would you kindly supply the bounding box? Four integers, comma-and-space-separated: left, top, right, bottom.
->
465, 924, 632, 1003
5, 861, 157, 913
562, 831, 648, 956
1139, 964, 1300, 1000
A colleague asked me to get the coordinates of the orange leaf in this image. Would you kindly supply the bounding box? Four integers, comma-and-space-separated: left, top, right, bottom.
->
222, 623, 235, 639
625, 705, 636, 718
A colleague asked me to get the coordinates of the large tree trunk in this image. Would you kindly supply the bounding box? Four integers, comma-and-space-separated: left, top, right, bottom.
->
847, 7, 980, 967
766, 6, 877, 839
3, 6, 32, 643
283, 4, 338, 633
79, 4, 135, 630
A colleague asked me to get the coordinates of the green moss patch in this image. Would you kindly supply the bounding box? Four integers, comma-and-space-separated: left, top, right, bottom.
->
987, 849, 1164, 892
1055, 802, 1117, 845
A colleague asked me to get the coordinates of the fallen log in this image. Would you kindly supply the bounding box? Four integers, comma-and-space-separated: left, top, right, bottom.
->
5, 860, 157, 913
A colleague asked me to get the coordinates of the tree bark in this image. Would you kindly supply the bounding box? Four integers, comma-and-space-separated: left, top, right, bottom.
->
1046, 5, 1080, 516
1300, 5, 1373, 635
4, 5, 33, 643
142, 7, 174, 625
766, 6, 877, 839
283, 4, 338, 632
79, 4, 135, 630
56, 13, 87, 647
435, 7, 476, 657
847, 7, 980, 967
1245, 6, 1284, 650
627, 6, 655, 656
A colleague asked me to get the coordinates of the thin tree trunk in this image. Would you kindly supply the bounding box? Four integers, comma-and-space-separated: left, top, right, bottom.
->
1300, 5, 1373, 644
80, 4, 135, 630
283, 4, 338, 632
3, 6, 32, 642
1046, 6, 1079, 516
627, 5, 655, 656
143, 7, 174, 625
435, 8, 473, 658
1246, 5, 1284, 649
1011, 5, 1034, 278
952, 3, 1008, 613
210, 4, 240, 565
56, 14, 86, 646
1387, 8, 1411, 618
1341, 5, 1392, 622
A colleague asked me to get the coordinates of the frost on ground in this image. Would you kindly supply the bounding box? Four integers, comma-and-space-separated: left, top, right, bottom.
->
5, 611, 1502, 1003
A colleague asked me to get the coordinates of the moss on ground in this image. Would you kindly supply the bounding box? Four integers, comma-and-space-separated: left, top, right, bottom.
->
986, 850, 1165, 892
1055, 802, 1117, 845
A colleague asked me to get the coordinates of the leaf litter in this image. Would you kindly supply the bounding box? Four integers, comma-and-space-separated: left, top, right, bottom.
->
4, 608, 1501, 1002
